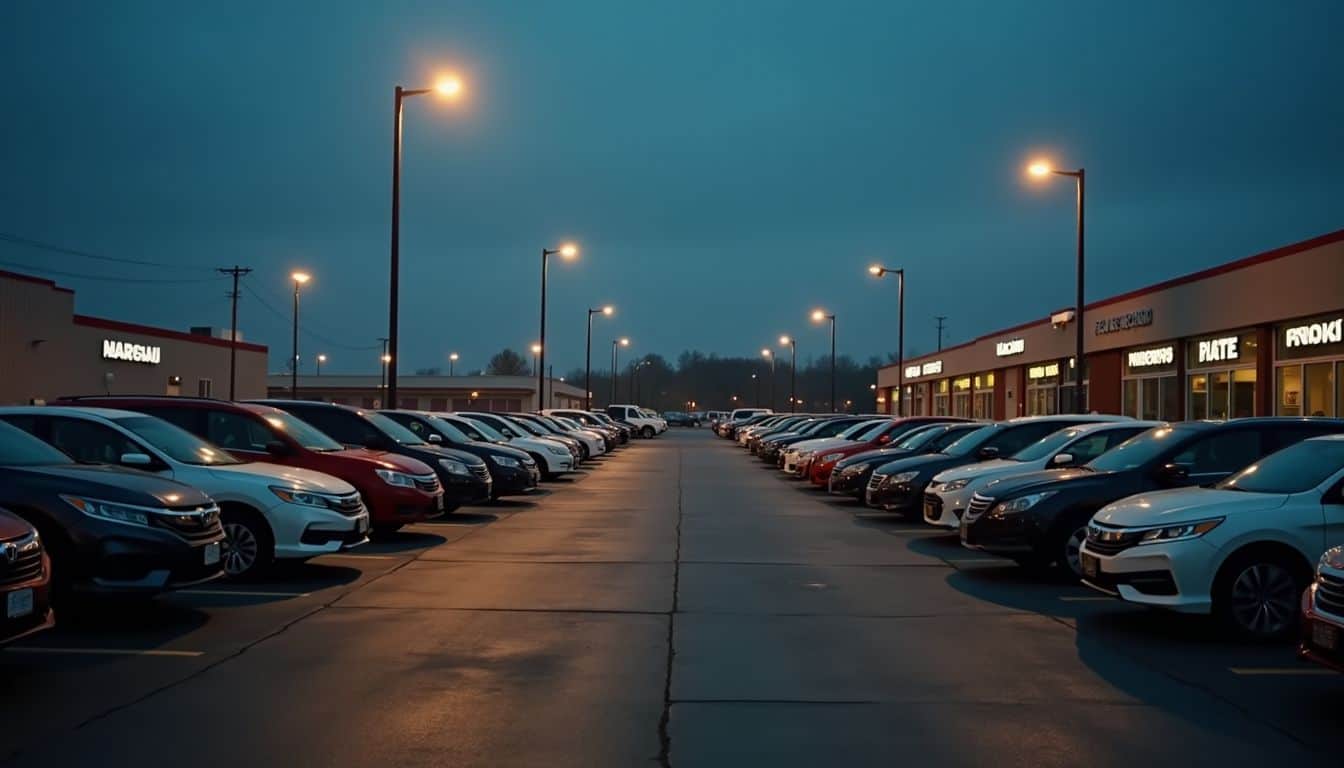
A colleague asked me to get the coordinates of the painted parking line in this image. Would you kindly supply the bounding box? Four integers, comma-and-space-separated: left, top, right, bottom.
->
177, 589, 312, 598
1228, 667, 1338, 676
5, 647, 204, 658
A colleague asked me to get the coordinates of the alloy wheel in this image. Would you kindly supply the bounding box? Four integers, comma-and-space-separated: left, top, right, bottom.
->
1062, 525, 1087, 577
1229, 562, 1298, 637
223, 521, 259, 576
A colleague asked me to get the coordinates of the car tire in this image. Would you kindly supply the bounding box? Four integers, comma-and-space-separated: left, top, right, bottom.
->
641, 426, 655, 439
1051, 515, 1092, 579
221, 508, 274, 580
1213, 548, 1309, 640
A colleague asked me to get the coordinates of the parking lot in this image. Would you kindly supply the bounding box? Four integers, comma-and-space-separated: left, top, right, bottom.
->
2, 427, 1341, 767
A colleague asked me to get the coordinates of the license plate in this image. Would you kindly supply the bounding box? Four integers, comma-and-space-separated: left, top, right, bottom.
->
959, 520, 970, 542
924, 501, 936, 520
1081, 552, 1099, 579
357, 515, 370, 534
435, 494, 445, 512
865, 488, 874, 505
6, 588, 33, 619
1313, 621, 1339, 650
204, 542, 221, 566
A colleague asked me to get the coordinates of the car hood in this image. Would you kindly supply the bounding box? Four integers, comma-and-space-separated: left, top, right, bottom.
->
873, 453, 965, 476
1, 464, 213, 508
0, 509, 36, 539
331, 448, 435, 475
977, 467, 1106, 499
934, 458, 1037, 484
207, 462, 356, 494
416, 444, 488, 466
793, 437, 853, 454
1094, 488, 1290, 527
837, 446, 916, 468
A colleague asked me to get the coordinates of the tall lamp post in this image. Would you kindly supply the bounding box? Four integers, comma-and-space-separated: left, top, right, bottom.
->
1028, 160, 1086, 413
586, 305, 614, 410
868, 265, 905, 416
751, 373, 759, 407
778, 335, 797, 413
290, 271, 310, 398
631, 359, 650, 402
316, 354, 327, 376
538, 242, 579, 414
811, 309, 837, 413
761, 348, 776, 411
611, 337, 629, 405
380, 353, 391, 405
386, 75, 463, 408
531, 343, 542, 377
448, 352, 459, 376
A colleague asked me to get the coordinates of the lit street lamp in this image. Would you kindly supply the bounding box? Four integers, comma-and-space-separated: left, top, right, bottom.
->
386, 74, 464, 407
1028, 159, 1086, 413
811, 309, 837, 413
761, 349, 776, 411
531, 343, 542, 377
538, 242, 579, 410
449, 352, 459, 376
290, 271, 310, 398
316, 353, 327, 376
611, 337, 629, 405
779, 335, 797, 413
869, 264, 905, 415
586, 305, 614, 410
751, 372, 759, 407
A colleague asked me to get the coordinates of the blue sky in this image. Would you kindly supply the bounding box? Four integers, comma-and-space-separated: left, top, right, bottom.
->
3, 0, 1341, 374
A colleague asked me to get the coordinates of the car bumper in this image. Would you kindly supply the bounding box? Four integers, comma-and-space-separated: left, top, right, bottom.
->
365, 485, 443, 526
923, 490, 970, 529
1077, 539, 1215, 613
828, 471, 870, 496
0, 553, 55, 645
492, 465, 541, 495
1300, 586, 1344, 672
865, 484, 921, 513
270, 500, 370, 560
77, 530, 227, 594
809, 462, 839, 486
442, 474, 492, 506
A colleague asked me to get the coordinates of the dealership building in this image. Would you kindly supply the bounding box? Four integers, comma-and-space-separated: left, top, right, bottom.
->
0, 270, 269, 404
876, 229, 1344, 421
267, 374, 588, 412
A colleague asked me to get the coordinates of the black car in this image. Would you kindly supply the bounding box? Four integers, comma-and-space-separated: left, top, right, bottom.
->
545, 409, 627, 446
746, 416, 810, 453
585, 411, 633, 443
256, 400, 491, 513
765, 416, 870, 467
380, 411, 540, 500
828, 422, 984, 498
663, 412, 701, 427
509, 413, 597, 459
0, 420, 225, 598
457, 412, 585, 468
960, 417, 1344, 577
865, 416, 1123, 516
756, 417, 836, 462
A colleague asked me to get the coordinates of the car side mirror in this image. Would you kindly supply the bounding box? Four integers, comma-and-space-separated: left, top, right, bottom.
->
1157, 463, 1191, 486
264, 440, 291, 457
120, 452, 153, 467
1051, 453, 1074, 466
427, 433, 443, 443
976, 446, 1000, 460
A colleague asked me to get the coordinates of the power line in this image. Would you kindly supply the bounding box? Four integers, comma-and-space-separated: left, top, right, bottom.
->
241, 282, 381, 352
0, 232, 216, 271
0, 258, 225, 284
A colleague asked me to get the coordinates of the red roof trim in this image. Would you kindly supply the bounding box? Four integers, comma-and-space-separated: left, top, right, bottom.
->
74, 315, 268, 353
0, 269, 75, 294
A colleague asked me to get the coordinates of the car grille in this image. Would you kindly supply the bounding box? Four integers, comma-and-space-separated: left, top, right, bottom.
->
0, 533, 44, 586
413, 474, 441, 493
470, 465, 491, 483
868, 473, 886, 492
963, 494, 993, 522
150, 505, 223, 543
1316, 570, 1344, 617
328, 493, 366, 518
1085, 522, 1144, 556
923, 493, 943, 521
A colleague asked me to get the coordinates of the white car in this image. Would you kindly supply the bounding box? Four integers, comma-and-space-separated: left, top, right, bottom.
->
607, 404, 665, 438
0, 407, 367, 578
924, 421, 1160, 528
551, 415, 611, 454
738, 415, 788, 446
447, 413, 576, 478
518, 413, 605, 458
782, 419, 888, 476
1081, 434, 1344, 639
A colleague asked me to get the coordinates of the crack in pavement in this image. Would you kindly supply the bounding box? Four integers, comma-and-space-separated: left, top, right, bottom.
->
656, 442, 684, 768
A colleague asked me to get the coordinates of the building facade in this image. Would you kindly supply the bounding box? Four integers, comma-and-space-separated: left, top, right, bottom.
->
876, 229, 1344, 421
267, 374, 587, 412
0, 270, 269, 404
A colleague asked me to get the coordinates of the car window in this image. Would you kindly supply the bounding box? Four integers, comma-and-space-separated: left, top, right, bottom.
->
942, 425, 997, 456
984, 421, 1069, 455
258, 410, 344, 451
0, 421, 72, 465
1010, 428, 1085, 462
206, 411, 274, 452
1171, 428, 1263, 475
289, 407, 378, 446
1063, 434, 1113, 463
1218, 439, 1344, 494
895, 426, 943, 450
141, 406, 202, 433
932, 425, 981, 449
116, 416, 242, 465
396, 416, 431, 439
364, 412, 426, 445
455, 418, 500, 441
41, 416, 146, 464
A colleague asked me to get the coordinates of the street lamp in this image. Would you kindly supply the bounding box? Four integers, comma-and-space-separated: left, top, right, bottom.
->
386, 73, 465, 408
779, 335, 797, 413
1027, 158, 1086, 413
531, 343, 542, 377
449, 352, 459, 376
290, 271, 310, 398
611, 337, 629, 405
586, 305, 614, 410
538, 242, 580, 411
869, 264, 905, 416
751, 372, 760, 407
631, 359, 651, 402
316, 353, 327, 376
760, 349, 776, 411
811, 309, 836, 413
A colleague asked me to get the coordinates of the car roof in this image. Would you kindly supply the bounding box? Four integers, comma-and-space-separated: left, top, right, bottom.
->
1005, 414, 1133, 423
0, 405, 145, 420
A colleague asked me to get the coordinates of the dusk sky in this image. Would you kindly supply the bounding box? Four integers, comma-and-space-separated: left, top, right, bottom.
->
3, 1, 1341, 375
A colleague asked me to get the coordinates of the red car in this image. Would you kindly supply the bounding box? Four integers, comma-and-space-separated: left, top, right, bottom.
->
809, 417, 965, 487
55, 397, 444, 532
1300, 546, 1344, 672
1, 509, 54, 645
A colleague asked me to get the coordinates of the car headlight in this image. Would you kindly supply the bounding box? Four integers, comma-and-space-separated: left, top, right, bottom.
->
887, 471, 920, 485
991, 491, 1057, 516
820, 452, 844, 463
270, 487, 333, 508
1137, 518, 1223, 545
492, 456, 522, 469
1320, 548, 1344, 575
374, 468, 417, 487
840, 464, 863, 476
62, 495, 151, 527
439, 459, 471, 476
545, 445, 569, 455
796, 451, 813, 460
940, 479, 970, 492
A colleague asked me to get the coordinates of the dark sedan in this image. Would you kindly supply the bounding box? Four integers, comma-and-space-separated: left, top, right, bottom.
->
828, 422, 984, 498
381, 411, 540, 500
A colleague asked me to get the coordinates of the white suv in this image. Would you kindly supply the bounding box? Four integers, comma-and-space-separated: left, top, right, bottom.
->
607, 404, 666, 438
0, 407, 368, 578
924, 421, 1159, 528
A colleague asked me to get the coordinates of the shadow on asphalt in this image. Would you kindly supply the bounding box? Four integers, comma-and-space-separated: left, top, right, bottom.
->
362, 530, 450, 552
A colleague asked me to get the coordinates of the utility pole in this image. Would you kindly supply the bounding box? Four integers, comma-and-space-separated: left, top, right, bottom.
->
935, 316, 947, 351
378, 337, 390, 405
217, 266, 252, 400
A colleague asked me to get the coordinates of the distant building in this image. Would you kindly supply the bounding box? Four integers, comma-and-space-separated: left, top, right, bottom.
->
266, 374, 587, 411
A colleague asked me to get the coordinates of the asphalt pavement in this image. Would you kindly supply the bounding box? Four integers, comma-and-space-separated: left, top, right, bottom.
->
2, 429, 1341, 766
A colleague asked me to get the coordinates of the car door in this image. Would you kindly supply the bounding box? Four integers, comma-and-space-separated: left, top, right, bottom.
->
1168, 426, 1265, 486
204, 410, 280, 462
40, 415, 171, 475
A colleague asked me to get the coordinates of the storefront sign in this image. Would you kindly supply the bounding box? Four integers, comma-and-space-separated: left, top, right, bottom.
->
102, 339, 161, 365
1127, 345, 1175, 369
1196, 336, 1239, 364
1094, 308, 1153, 335
1028, 362, 1060, 380
904, 365, 921, 379
995, 338, 1025, 357
921, 360, 943, 376
1284, 317, 1343, 349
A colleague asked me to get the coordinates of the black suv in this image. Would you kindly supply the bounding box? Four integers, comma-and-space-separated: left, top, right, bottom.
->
960, 418, 1344, 577
0, 421, 224, 598
380, 411, 539, 499
255, 401, 491, 512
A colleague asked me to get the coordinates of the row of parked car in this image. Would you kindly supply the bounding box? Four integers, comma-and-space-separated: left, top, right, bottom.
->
0, 396, 665, 646
717, 410, 1344, 670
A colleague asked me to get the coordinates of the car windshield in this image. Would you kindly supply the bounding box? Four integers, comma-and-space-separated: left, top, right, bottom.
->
116, 416, 243, 465
0, 421, 72, 465
896, 425, 944, 450
426, 417, 471, 443
838, 420, 882, 440
1010, 427, 1085, 462
1218, 440, 1344, 494
800, 420, 838, 435
1085, 425, 1183, 471
261, 410, 345, 452
365, 412, 426, 445
508, 417, 547, 437
853, 421, 893, 441
556, 417, 583, 430
941, 425, 998, 456
458, 417, 506, 442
